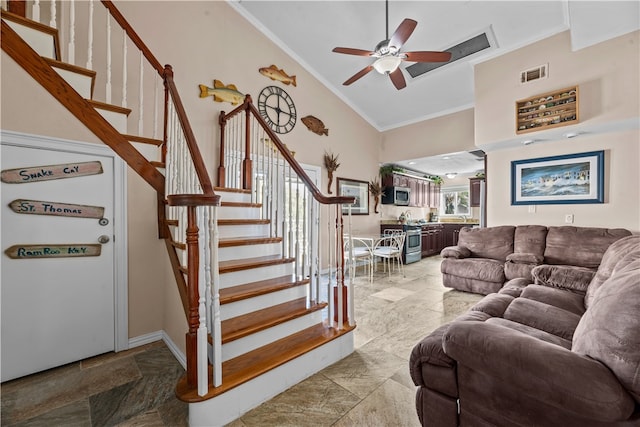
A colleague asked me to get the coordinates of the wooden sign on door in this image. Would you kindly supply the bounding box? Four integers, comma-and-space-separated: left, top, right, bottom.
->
1, 161, 103, 184
5, 244, 102, 259
9, 199, 105, 220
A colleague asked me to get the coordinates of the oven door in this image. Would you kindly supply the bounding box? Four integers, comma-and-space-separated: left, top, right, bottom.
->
405, 229, 422, 264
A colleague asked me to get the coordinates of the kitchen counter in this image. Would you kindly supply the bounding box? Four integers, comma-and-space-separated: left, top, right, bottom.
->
379, 220, 478, 226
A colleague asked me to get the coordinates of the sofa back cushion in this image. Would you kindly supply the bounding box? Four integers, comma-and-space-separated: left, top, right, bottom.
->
513, 225, 548, 257
544, 226, 632, 268
572, 257, 640, 401
458, 226, 515, 261
586, 235, 640, 308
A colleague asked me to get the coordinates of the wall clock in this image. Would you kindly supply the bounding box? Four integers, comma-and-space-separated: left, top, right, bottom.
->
257, 86, 297, 134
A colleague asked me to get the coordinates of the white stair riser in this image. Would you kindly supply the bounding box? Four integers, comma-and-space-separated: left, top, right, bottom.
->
50, 66, 93, 99
95, 108, 128, 133
220, 263, 292, 289
218, 224, 270, 239
5, 20, 56, 59
189, 332, 355, 426
221, 311, 323, 362
218, 205, 261, 220
216, 191, 252, 204
131, 141, 160, 163
218, 242, 281, 262
220, 285, 307, 321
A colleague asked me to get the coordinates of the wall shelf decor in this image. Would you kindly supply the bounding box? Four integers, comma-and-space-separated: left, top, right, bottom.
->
516, 86, 578, 134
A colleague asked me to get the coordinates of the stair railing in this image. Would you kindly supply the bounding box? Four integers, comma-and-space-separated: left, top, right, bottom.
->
218, 96, 357, 333
2, 0, 219, 397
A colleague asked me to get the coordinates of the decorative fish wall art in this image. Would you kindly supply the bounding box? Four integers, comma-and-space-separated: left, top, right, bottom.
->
199, 80, 246, 105
259, 65, 297, 87
301, 115, 329, 136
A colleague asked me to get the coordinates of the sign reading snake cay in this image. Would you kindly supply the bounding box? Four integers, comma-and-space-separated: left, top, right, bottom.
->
1, 161, 103, 184
5, 244, 102, 259
9, 199, 105, 220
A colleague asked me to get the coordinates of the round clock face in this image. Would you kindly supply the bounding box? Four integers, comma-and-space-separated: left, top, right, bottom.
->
257, 86, 297, 134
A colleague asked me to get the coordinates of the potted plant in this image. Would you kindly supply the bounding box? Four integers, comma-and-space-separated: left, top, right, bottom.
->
323, 151, 340, 194
369, 178, 384, 214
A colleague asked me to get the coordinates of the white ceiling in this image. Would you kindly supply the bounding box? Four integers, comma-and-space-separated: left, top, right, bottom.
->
231, 0, 639, 175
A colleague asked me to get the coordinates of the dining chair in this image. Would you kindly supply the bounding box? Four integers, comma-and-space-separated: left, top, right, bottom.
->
372, 232, 406, 278
344, 236, 374, 282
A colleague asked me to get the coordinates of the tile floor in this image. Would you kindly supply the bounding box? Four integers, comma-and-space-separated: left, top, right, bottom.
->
1, 256, 482, 426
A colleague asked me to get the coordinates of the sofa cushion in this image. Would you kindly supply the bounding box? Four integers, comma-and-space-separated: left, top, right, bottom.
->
586, 235, 640, 308
498, 278, 530, 298
503, 298, 581, 341
544, 226, 632, 268
440, 245, 471, 259
520, 284, 586, 316
572, 258, 640, 401
532, 264, 595, 293
468, 293, 514, 318
457, 226, 515, 261
441, 258, 505, 283
513, 225, 548, 257
486, 317, 572, 349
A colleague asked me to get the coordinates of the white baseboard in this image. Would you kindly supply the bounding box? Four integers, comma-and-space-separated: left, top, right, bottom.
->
128, 330, 186, 369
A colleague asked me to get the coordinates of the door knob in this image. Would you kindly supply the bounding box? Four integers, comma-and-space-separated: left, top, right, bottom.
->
98, 235, 110, 244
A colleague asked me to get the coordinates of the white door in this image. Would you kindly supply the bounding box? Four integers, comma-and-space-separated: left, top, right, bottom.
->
1, 136, 120, 381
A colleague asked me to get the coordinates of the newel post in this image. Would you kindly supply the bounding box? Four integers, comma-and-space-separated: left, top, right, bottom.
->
218, 111, 227, 188
242, 95, 253, 191
167, 194, 220, 390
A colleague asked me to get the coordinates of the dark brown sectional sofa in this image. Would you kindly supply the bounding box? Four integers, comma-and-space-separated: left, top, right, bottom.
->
410, 227, 639, 426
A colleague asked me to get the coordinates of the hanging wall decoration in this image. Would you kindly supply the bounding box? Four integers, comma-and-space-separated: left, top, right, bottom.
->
301, 115, 329, 136
1, 161, 103, 184
5, 243, 102, 259
259, 65, 297, 87
369, 178, 383, 214
199, 80, 246, 105
9, 199, 105, 220
323, 151, 340, 194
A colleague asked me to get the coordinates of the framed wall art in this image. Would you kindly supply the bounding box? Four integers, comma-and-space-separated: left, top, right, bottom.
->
511, 150, 604, 205
337, 177, 369, 215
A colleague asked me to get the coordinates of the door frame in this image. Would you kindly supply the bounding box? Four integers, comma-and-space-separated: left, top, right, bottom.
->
1, 130, 129, 352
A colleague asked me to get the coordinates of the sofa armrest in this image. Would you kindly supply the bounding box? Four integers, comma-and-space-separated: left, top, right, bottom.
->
442, 321, 635, 422
531, 264, 595, 293
440, 246, 471, 259
506, 252, 544, 264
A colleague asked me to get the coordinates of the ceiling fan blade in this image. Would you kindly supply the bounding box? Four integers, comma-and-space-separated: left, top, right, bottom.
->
343, 65, 374, 86
332, 47, 375, 57
389, 19, 417, 49
389, 68, 406, 90
404, 51, 452, 63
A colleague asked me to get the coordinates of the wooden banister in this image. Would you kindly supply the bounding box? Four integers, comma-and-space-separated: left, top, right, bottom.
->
1, 19, 166, 194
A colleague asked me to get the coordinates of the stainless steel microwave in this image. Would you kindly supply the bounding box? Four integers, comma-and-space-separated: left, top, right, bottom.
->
382, 186, 411, 206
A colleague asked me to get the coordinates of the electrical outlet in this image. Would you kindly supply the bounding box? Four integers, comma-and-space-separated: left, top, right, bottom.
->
528, 205, 536, 213
565, 214, 574, 224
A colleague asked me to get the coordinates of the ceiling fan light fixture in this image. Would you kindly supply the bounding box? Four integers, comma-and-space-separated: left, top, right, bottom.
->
373, 55, 402, 74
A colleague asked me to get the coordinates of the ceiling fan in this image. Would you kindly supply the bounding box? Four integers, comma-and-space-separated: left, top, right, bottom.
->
332, 0, 452, 90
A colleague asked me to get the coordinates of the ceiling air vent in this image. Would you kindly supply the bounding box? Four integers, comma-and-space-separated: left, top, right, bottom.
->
407, 32, 492, 78
520, 64, 548, 84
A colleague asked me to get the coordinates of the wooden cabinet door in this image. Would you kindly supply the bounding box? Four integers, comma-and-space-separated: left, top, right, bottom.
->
470, 178, 484, 207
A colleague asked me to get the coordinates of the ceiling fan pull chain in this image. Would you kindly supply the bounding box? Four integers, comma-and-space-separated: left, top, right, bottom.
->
385, 0, 389, 41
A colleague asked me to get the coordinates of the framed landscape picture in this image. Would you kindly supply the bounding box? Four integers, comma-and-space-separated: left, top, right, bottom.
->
511, 150, 604, 205
337, 177, 369, 215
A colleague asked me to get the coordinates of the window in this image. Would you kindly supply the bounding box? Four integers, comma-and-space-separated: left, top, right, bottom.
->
440, 188, 470, 216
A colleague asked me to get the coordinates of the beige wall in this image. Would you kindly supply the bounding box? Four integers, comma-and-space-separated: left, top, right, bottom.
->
475, 30, 640, 232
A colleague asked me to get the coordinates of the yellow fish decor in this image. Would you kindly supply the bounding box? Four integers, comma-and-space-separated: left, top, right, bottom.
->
198, 80, 246, 105
258, 65, 297, 87
301, 115, 329, 136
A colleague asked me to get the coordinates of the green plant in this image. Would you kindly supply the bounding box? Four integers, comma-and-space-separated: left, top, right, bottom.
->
426, 175, 443, 185
379, 164, 404, 178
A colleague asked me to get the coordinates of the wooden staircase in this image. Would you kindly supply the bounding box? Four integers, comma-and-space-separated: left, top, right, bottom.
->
2, 2, 355, 424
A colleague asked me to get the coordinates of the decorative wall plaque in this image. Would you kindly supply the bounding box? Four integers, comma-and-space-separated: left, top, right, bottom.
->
9, 199, 105, 219
1, 161, 103, 184
5, 244, 102, 259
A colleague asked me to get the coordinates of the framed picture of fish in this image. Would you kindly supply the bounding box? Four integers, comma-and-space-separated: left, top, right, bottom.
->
337, 177, 369, 215
511, 150, 604, 205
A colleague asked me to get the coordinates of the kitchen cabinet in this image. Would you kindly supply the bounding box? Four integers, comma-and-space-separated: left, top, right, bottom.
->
421, 224, 443, 257
381, 172, 440, 208
443, 224, 468, 248
469, 177, 484, 207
